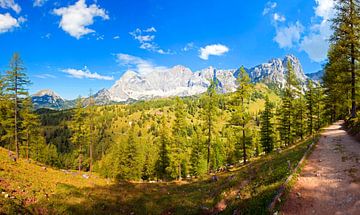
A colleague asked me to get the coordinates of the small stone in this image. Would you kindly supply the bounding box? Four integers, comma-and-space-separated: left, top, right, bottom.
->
236, 195, 240, 199
277, 198, 281, 203
4, 193, 9, 198
273, 212, 278, 215
316, 173, 321, 177
296, 192, 301, 198
318, 159, 322, 162
41, 167, 47, 171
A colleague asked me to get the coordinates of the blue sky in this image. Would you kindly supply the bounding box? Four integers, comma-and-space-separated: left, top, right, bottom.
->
0, 0, 334, 99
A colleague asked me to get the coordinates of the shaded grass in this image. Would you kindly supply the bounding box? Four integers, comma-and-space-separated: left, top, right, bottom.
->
0, 138, 311, 215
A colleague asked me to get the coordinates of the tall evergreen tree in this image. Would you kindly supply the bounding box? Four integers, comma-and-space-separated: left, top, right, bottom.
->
201, 79, 219, 172
331, 0, 360, 118
4, 53, 30, 159
155, 116, 171, 180
260, 96, 275, 153
229, 66, 252, 164
279, 61, 300, 146
305, 80, 315, 135
69, 97, 85, 171
170, 97, 188, 180
21, 97, 41, 161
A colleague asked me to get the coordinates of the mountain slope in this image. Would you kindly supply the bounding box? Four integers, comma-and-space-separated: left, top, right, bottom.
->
32, 89, 66, 110
32, 54, 317, 109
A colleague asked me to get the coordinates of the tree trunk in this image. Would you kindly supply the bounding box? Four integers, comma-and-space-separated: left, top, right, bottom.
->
242, 123, 247, 164
26, 131, 29, 161
14, 69, 19, 159
78, 145, 82, 172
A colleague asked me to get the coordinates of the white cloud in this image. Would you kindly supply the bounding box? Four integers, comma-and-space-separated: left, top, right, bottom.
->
62, 67, 114, 80
273, 13, 285, 22
53, 0, 109, 39
299, 0, 335, 62
0, 13, 25, 33
182, 42, 194, 52
0, 0, 21, 13
129, 27, 171, 54
315, 0, 335, 20
116, 53, 168, 75
35, 73, 56, 79
274, 21, 303, 48
144, 27, 156, 33
33, 0, 47, 7
199, 44, 229, 60
113, 35, 120, 39
263, 1, 277, 15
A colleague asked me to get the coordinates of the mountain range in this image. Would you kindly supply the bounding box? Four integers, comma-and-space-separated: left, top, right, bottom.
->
32, 55, 323, 110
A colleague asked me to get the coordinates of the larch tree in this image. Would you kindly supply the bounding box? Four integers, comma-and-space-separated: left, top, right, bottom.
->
171, 97, 188, 180
155, 115, 171, 180
201, 79, 219, 172
69, 97, 85, 171
331, 0, 360, 118
260, 96, 275, 153
4, 53, 30, 159
21, 97, 41, 161
229, 66, 252, 164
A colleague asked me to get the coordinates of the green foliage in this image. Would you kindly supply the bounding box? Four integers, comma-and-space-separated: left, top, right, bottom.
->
260, 97, 275, 153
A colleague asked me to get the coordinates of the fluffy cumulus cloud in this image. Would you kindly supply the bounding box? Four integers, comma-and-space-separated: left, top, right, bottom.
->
299, 0, 335, 62
0, 0, 21, 13
199, 44, 229, 60
129, 27, 171, 54
33, 0, 47, 7
62, 67, 114, 80
53, 0, 109, 39
0, 13, 25, 33
116, 53, 168, 75
263, 1, 277, 15
274, 21, 303, 48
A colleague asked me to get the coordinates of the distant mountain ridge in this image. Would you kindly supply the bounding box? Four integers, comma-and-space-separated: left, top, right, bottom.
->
32, 55, 323, 109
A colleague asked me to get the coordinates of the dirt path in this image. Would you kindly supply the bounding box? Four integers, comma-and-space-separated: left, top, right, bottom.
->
281, 121, 360, 215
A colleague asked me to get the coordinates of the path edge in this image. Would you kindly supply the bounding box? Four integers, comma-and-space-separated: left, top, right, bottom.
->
267, 136, 318, 214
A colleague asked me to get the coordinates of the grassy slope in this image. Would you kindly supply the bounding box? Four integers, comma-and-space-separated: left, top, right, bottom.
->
0, 137, 312, 215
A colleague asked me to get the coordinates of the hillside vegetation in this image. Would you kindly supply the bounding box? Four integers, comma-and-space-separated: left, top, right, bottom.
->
0, 136, 313, 214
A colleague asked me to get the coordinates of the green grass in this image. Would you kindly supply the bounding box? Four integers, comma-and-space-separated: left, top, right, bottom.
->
0, 137, 312, 214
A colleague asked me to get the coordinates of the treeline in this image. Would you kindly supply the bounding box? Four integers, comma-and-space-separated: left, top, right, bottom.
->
323, 0, 360, 120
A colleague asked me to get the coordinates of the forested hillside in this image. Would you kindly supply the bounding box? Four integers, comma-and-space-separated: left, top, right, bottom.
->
0, 55, 327, 182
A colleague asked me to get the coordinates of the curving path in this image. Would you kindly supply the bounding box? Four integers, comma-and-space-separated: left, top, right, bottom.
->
281, 121, 360, 215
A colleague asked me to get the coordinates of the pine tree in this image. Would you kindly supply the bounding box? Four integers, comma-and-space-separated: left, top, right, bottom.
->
4, 53, 30, 159
279, 61, 300, 146
170, 97, 188, 180
69, 97, 85, 171
201, 79, 219, 172
323, 44, 351, 120
331, 0, 360, 118
229, 66, 252, 164
190, 124, 207, 176
123, 124, 141, 180
260, 96, 275, 153
155, 116, 171, 180
293, 95, 307, 140
305, 80, 316, 135
21, 97, 41, 161
87, 89, 95, 173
